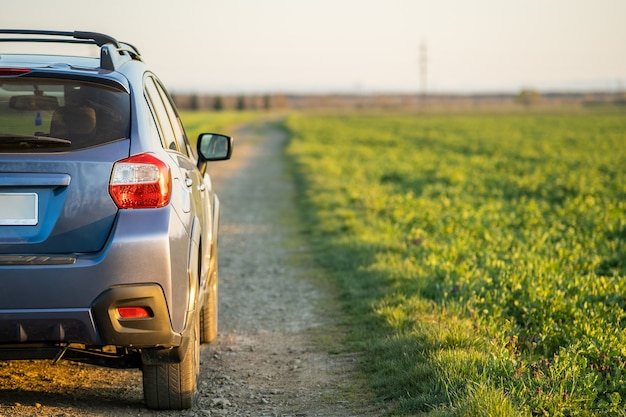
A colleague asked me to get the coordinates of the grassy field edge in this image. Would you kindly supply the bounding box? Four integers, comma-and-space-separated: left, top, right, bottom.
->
282, 109, 626, 416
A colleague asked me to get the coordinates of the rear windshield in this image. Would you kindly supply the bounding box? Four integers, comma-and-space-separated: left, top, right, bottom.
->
0, 79, 130, 152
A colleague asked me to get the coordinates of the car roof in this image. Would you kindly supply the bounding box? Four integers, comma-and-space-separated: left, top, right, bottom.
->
0, 30, 141, 70
0, 30, 146, 93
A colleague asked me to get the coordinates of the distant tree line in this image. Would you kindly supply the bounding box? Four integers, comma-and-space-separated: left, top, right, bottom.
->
171, 94, 288, 111
171, 91, 623, 111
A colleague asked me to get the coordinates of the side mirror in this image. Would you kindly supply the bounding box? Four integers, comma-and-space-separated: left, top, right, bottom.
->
197, 133, 233, 162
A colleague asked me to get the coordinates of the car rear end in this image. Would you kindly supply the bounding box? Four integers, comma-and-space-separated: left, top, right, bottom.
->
0, 30, 235, 410
0, 60, 183, 359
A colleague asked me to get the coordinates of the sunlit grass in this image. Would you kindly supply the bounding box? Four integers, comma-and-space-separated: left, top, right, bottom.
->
285, 109, 626, 415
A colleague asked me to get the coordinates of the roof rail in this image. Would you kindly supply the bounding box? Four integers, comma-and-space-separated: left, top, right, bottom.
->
0, 29, 141, 71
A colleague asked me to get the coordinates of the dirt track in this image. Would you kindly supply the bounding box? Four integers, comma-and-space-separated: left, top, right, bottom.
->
0, 120, 382, 417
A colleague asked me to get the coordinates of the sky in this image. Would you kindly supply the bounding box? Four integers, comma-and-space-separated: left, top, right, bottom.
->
1, 0, 625, 94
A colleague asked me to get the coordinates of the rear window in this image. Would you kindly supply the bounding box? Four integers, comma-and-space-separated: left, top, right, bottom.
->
0, 79, 130, 152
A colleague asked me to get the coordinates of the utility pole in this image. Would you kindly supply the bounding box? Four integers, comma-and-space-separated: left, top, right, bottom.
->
419, 40, 427, 97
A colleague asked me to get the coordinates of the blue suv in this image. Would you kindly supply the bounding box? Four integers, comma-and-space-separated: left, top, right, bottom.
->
0, 30, 233, 409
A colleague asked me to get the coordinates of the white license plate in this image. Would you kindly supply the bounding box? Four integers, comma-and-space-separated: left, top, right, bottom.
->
0, 193, 38, 225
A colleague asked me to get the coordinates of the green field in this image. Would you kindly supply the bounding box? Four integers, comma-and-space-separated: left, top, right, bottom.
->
285, 110, 626, 415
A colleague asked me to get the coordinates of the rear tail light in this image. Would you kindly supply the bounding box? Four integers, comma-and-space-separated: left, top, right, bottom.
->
109, 153, 171, 208
116, 306, 153, 319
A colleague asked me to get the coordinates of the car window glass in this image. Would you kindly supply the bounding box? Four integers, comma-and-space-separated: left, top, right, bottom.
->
144, 77, 178, 151
145, 100, 163, 146
0, 79, 130, 152
153, 80, 190, 157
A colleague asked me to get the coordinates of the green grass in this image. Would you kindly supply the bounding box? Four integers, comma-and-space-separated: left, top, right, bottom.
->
284, 109, 626, 416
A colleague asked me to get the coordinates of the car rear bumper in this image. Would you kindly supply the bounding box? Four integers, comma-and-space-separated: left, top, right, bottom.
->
0, 284, 180, 348
0, 308, 95, 344
0, 207, 190, 348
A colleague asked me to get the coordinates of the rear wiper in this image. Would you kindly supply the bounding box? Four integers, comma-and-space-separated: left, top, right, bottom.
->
0, 134, 71, 149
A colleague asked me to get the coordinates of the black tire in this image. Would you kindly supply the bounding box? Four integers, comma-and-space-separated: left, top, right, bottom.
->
142, 317, 200, 410
200, 269, 218, 343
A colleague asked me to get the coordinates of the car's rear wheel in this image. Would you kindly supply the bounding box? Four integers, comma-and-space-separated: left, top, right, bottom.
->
142, 316, 200, 410
200, 268, 218, 343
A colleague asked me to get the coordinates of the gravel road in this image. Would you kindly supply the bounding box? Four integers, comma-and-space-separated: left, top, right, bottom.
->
0, 120, 383, 417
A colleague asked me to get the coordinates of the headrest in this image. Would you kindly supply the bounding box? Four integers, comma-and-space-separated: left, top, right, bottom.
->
65, 106, 96, 134
50, 106, 97, 139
